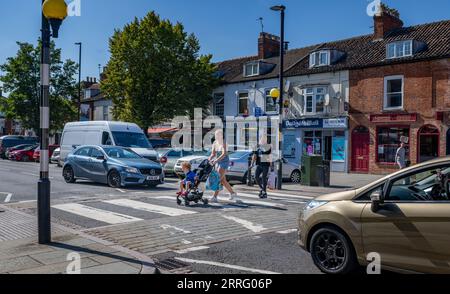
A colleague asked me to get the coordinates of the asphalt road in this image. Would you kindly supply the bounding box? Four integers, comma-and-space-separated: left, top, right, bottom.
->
0, 159, 323, 274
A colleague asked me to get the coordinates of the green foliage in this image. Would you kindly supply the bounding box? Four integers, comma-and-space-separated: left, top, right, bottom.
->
101, 11, 219, 132
0, 41, 78, 135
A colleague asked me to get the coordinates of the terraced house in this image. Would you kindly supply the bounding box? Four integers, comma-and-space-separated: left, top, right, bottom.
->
214, 5, 450, 174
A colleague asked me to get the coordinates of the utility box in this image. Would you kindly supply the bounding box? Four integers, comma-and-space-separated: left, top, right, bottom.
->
301, 155, 323, 186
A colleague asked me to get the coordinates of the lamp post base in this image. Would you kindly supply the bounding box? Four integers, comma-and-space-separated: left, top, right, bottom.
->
38, 179, 51, 244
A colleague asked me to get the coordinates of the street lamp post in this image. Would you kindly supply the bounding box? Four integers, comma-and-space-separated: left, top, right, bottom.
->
270, 5, 285, 190
39, 0, 67, 244
75, 42, 82, 121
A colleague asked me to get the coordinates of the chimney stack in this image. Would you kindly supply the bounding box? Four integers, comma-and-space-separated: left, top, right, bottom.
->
258, 32, 280, 59
374, 4, 403, 40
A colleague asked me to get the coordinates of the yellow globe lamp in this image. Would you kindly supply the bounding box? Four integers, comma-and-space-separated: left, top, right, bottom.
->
42, 0, 68, 38
270, 88, 280, 99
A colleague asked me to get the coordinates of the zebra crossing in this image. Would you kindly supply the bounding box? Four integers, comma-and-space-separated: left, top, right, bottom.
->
50, 190, 311, 229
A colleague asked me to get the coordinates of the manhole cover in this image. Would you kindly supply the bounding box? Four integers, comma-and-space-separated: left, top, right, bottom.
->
155, 258, 190, 271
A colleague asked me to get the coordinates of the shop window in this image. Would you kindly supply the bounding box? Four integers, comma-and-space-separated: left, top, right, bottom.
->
303, 131, 322, 156
377, 127, 409, 164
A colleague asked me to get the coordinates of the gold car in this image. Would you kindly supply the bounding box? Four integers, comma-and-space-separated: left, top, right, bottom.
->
298, 157, 450, 274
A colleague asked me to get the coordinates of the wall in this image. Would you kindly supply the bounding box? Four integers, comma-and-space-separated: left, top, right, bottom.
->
93, 99, 114, 121
349, 58, 450, 174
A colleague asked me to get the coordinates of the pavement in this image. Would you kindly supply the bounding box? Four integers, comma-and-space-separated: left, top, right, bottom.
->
0, 160, 384, 274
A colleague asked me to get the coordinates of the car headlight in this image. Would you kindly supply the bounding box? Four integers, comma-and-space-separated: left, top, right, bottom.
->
125, 167, 139, 174
304, 200, 328, 211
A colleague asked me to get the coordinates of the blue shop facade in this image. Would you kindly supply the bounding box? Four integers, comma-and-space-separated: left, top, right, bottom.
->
283, 117, 349, 172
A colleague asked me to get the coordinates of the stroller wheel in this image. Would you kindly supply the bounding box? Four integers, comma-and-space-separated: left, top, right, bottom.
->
184, 200, 190, 207
176, 197, 182, 206
202, 198, 209, 205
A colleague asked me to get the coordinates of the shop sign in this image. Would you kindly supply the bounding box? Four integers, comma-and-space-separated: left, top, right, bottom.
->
323, 117, 348, 129
370, 113, 417, 123
283, 118, 323, 129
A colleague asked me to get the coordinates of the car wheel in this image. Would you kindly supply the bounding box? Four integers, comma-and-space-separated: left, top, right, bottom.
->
63, 166, 76, 183
309, 227, 358, 274
241, 172, 248, 184
22, 155, 29, 162
107, 170, 122, 188
290, 170, 301, 184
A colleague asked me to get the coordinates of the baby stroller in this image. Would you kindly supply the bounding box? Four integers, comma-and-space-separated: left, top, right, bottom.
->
176, 159, 214, 206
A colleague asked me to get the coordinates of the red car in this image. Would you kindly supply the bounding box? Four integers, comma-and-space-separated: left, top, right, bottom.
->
33, 145, 59, 162
9, 145, 38, 162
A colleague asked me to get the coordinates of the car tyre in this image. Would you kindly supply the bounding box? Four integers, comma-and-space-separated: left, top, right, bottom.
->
22, 155, 29, 162
290, 170, 301, 184
63, 166, 76, 183
107, 170, 122, 188
309, 226, 358, 274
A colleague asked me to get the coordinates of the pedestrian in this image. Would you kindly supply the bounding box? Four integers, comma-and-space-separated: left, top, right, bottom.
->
395, 141, 407, 170
208, 130, 238, 203
252, 135, 272, 199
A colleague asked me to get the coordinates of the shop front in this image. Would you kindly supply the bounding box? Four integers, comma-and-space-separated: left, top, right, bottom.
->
350, 113, 445, 174
283, 117, 349, 172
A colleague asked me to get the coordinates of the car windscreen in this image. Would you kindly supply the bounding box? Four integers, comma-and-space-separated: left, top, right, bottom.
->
104, 147, 142, 159
111, 132, 152, 149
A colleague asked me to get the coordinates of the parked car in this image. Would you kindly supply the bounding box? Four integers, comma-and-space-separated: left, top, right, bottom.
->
33, 145, 59, 162
298, 157, 450, 274
226, 151, 302, 184
159, 148, 202, 176
60, 121, 159, 166
4, 144, 37, 159
8, 145, 39, 162
51, 147, 61, 166
63, 145, 164, 188
0, 136, 38, 159
174, 150, 211, 177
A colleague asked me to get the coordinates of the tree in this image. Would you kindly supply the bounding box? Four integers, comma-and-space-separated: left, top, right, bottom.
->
0, 41, 78, 135
101, 11, 219, 134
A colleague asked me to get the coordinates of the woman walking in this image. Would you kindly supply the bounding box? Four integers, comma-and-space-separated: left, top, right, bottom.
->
208, 130, 238, 203
252, 135, 272, 199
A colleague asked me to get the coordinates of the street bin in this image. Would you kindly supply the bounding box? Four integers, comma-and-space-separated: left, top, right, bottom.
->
301, 155, 323, 186
316, 160, 331, 187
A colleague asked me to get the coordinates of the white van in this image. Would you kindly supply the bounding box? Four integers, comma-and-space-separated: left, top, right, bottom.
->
60, 121, 159, 164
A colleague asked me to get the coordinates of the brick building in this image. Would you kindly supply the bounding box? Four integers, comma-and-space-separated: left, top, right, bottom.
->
349, 9, 450, 174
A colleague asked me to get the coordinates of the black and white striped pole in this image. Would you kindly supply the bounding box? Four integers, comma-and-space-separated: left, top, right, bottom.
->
39, 0, 67, 244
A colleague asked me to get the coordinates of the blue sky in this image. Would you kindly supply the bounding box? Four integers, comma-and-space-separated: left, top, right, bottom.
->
0, 0, 449, 84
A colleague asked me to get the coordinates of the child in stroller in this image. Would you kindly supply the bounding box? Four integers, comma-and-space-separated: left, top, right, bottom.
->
176, 160, 213, 206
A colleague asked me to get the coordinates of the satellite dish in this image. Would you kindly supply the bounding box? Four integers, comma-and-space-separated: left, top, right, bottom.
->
284, 80, 291, 93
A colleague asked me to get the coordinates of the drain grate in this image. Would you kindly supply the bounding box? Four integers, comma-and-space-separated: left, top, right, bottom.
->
155, 258, 190, 271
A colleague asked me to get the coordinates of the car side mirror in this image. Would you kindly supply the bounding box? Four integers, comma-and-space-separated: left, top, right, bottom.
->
370, 190, 384, 212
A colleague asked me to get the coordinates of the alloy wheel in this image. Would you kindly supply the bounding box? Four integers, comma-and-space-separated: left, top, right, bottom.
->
311, 230, 347, 273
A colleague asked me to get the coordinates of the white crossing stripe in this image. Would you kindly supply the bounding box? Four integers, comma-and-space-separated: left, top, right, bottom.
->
217, 197, 284, 208
222, 215, 267, 233
103, 199, 197, 216
277, 229, 298, 234
238, 192, 313, 200
1, 193, 12, 203
52, 203, 142, 224
174, 257, 281, 274
174, 246, 210, 254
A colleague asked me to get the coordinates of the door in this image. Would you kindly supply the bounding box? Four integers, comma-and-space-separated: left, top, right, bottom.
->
418, 125, 439, 163
72, 147, 92, 178
352, 126, 370, 173
89, 147, 108, 183
361, 164, 450, 273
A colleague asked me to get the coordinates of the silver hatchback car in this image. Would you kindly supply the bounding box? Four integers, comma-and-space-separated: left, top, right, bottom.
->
226, 151, 302, 184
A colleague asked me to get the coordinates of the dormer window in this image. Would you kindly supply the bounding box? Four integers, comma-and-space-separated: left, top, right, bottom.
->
387, 40, 413, 59
309, 50, 330, 68
244, 62, 260, 77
